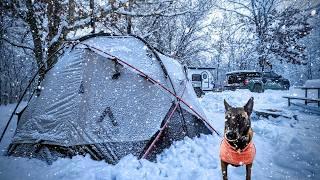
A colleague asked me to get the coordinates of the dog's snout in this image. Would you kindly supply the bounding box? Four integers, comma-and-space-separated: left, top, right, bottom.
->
226, 131, 236, 140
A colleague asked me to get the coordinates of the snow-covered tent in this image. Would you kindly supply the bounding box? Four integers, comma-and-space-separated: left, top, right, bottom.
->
8, 34, 216, 164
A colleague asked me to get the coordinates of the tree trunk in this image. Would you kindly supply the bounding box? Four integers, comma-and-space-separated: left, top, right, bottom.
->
126, 0, 133, 34
90, 0, 95, 33
26, 0, 45, 80
68, 0, 75, 24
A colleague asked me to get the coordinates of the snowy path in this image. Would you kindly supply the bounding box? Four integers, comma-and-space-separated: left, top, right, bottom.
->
0, 89, 319, 180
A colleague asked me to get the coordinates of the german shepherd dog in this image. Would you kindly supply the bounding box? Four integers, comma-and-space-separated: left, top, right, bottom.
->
220, 97, 255, 180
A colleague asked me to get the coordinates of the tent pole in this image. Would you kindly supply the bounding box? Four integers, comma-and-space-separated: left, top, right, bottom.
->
140, 82, 188, 159
133, 35, 189, 131
0, 68, 39, 143
141, 102, 180, 159
0, 44, 66, 143
79, 42, 221, 137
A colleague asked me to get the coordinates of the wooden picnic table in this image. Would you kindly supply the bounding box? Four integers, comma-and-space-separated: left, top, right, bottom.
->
283, 79, 320, 107
296, 86, 320, 105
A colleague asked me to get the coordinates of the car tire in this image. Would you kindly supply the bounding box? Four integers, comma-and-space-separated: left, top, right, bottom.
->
252, 83, 263, 93
230, 87, 236, 91
194, 88, 204, 97
283, 83, 290, 90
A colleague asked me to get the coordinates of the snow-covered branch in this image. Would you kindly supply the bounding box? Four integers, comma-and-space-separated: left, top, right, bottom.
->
213, 4, 253, 20
115, 9, 195, 17
1, 37, 33, 51
69, 16, 91, 27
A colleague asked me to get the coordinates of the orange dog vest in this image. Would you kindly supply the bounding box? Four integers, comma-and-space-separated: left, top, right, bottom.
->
220, 138, 256, 166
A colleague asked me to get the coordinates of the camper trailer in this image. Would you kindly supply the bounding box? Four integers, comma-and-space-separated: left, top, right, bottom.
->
187, 67, 216, 97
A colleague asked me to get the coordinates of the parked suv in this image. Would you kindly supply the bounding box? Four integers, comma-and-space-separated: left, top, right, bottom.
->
262, 71, 290, 90
224, 70, 290, 93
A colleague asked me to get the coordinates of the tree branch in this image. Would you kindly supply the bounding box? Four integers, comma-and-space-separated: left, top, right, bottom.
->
213, 4, 253, 21
1, 37, 33, 50
227, 0, 251, 11
115, 9, 194, 17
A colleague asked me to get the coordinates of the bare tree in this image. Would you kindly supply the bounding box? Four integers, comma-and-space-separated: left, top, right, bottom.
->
0, 0, 218, 104
214, 0, 316, 71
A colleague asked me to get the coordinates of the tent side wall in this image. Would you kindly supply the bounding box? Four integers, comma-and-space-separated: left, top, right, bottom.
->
7, 35, 213, 165
8, 103, 211, 164
141, 103, 212, 160
7, 140, 149, 164
12, 49, 85, 145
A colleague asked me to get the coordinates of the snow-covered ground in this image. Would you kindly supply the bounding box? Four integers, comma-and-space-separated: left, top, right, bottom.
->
0, 89, 319, 180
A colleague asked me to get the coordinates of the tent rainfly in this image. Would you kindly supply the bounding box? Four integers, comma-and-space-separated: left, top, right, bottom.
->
7, 34, 218, 164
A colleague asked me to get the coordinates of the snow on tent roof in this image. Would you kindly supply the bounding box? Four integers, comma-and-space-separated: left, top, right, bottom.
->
79, 36, 165, 84
158, 54, 208, 121
80, 36, 209, 121
12, 35, 213, 148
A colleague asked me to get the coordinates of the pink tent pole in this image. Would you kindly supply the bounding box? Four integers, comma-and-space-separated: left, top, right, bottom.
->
141, 102, 180, 159
79, 42, 220, 137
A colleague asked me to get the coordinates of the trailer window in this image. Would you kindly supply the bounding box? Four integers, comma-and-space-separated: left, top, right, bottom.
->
202, 73, 208, 79
192, 74, 201, 81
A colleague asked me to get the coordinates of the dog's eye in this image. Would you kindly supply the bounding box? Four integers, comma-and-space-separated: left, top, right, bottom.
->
238, 115, 246, 121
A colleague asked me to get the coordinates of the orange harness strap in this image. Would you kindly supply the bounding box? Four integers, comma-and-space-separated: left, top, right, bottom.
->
220, 137, 256, 166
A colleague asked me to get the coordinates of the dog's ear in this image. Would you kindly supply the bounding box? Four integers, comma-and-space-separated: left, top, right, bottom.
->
244, 97, 254, 116
224, 99, 232, 111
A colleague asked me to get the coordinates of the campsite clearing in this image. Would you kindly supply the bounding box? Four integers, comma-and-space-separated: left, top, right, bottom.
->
1, 88, 319, 180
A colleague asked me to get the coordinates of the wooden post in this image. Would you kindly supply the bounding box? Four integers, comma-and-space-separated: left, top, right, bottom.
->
305, 89, 308, 105
288, 98, 291, 106
318, 88, 320, 107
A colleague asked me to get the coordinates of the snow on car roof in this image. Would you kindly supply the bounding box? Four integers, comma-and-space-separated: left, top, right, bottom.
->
188, 67, 216, 70
226, 70, 261, 75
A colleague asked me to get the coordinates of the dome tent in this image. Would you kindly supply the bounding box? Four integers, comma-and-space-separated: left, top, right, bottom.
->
7, 34, 218, 164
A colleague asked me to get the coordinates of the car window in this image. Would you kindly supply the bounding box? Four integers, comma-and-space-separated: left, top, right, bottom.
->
264, 72, 280, 78
228, 75, 238, 84
263, 72, 271, 78
192, 74, 201, 81
227, 72, 261, 84
271, 72, 280, 78
245, 72, 261, 77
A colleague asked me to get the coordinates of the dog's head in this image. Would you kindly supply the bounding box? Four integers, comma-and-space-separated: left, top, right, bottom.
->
223, 97, 254, 141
